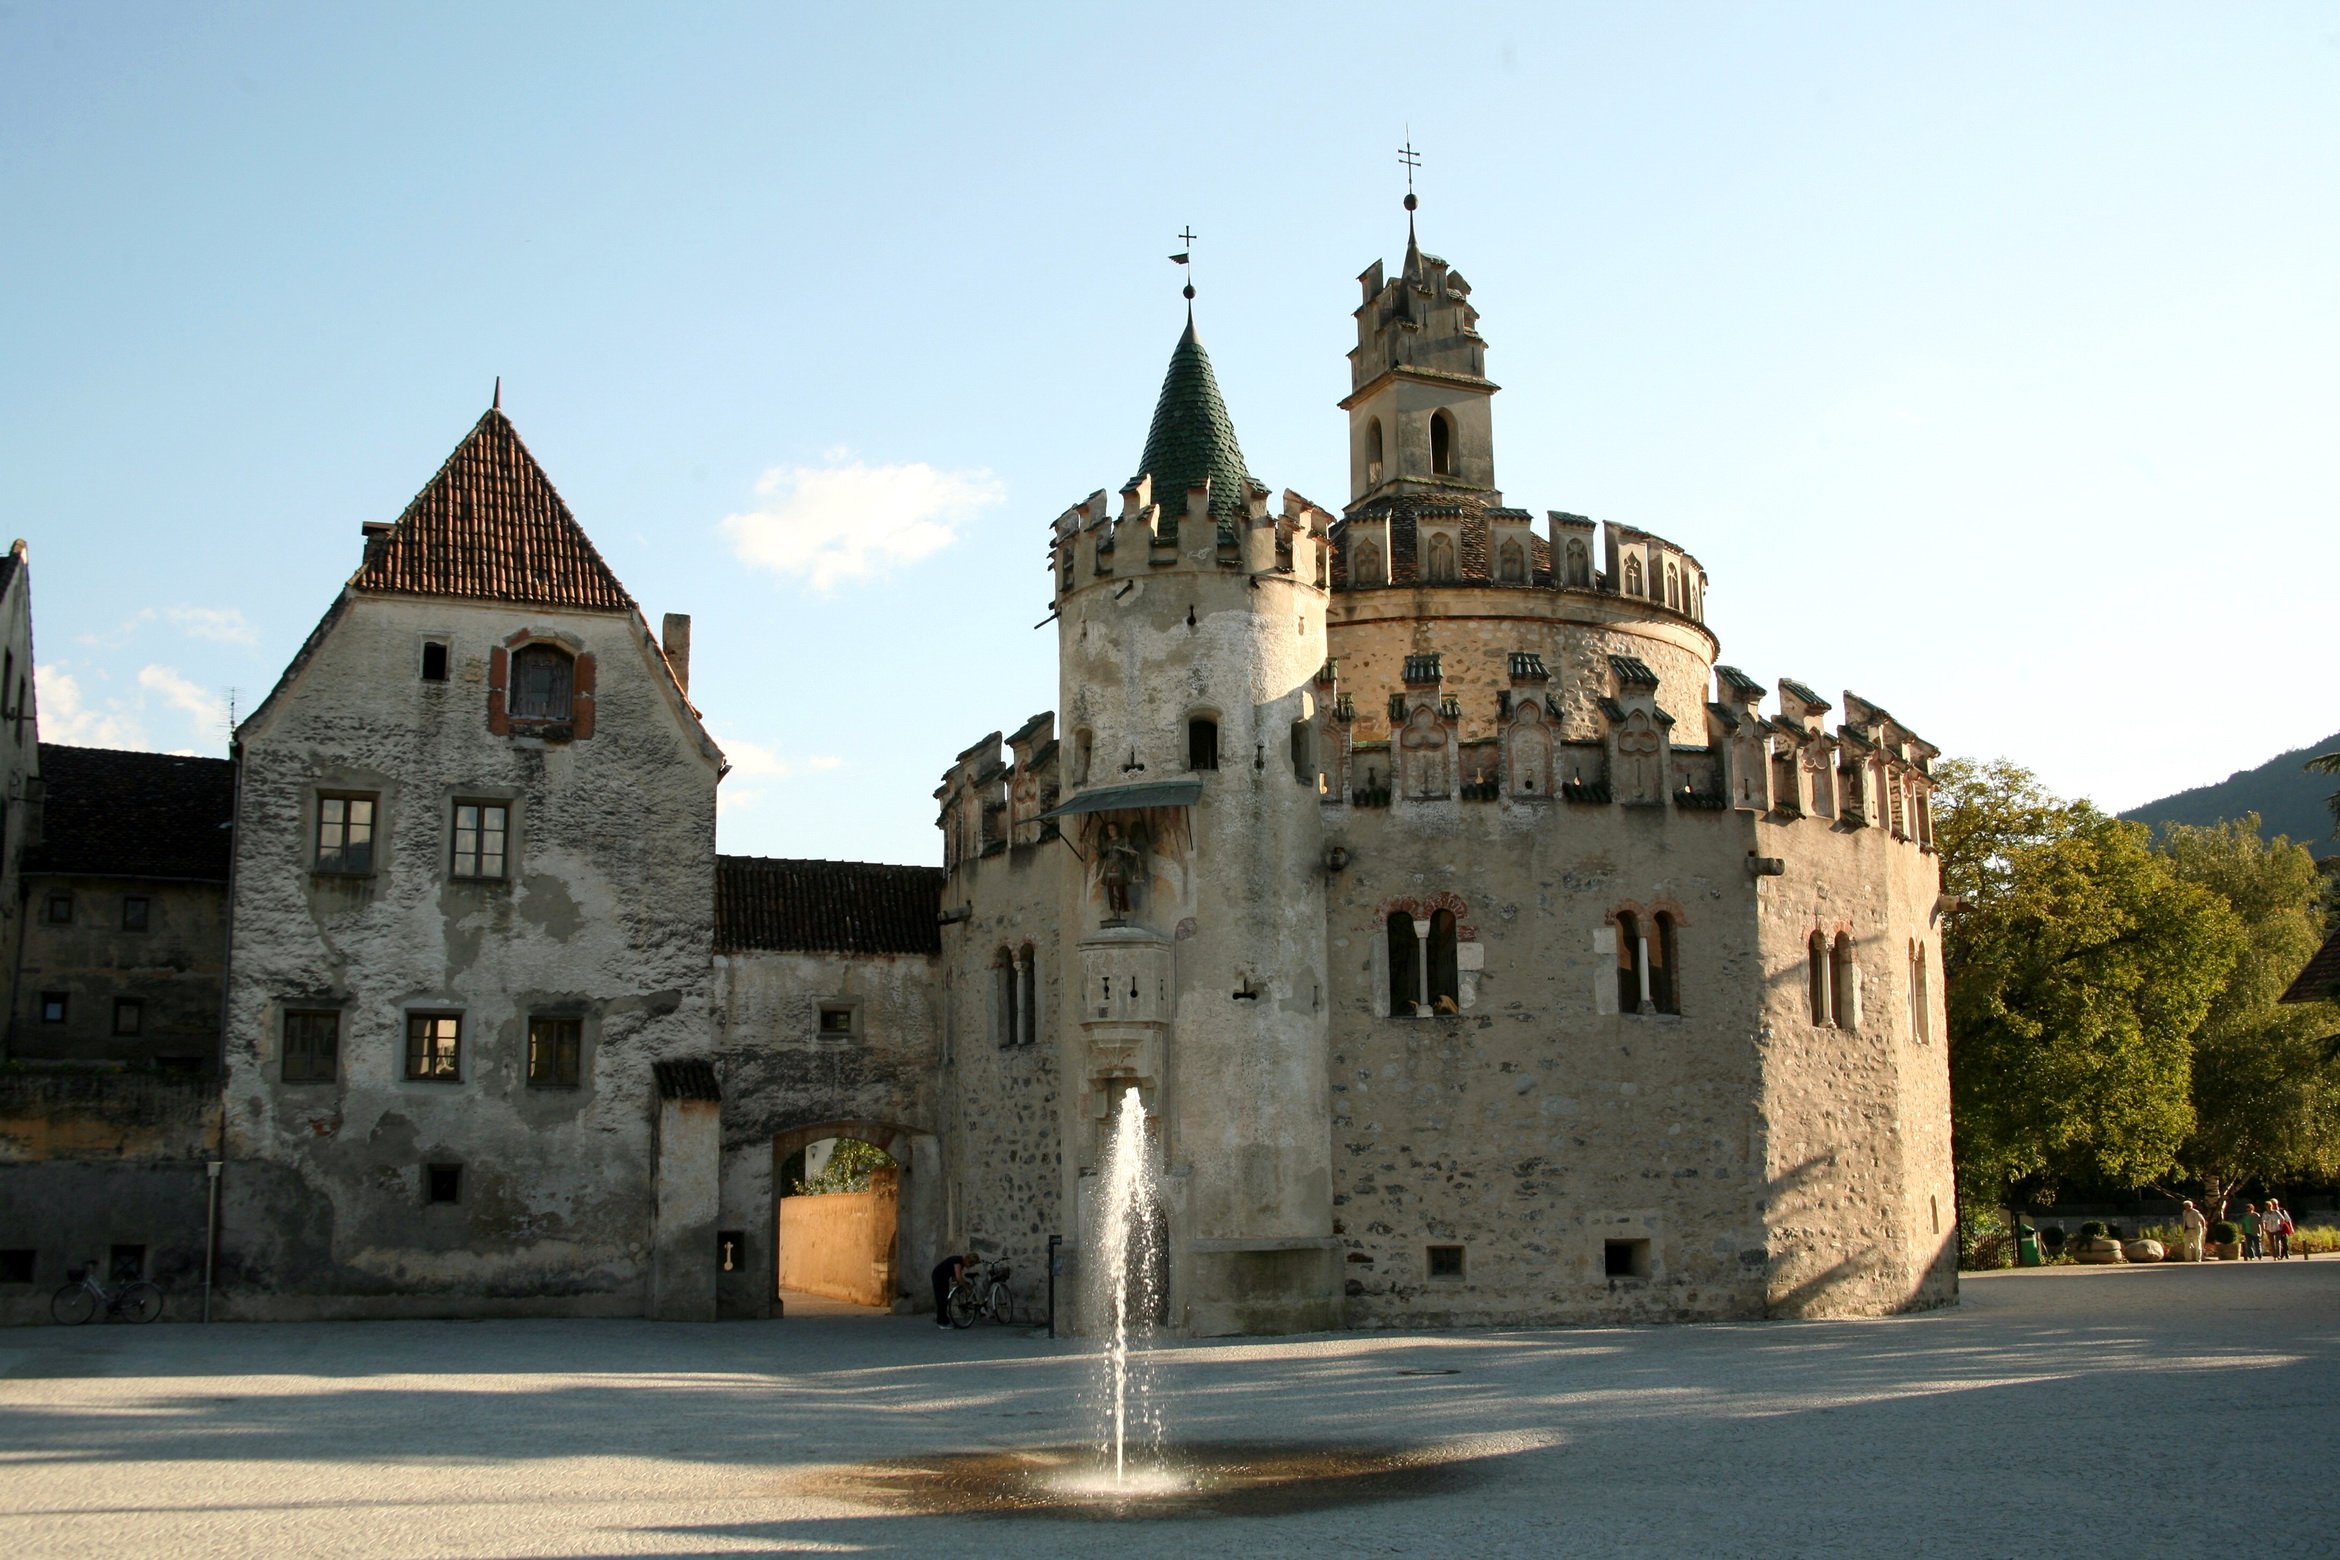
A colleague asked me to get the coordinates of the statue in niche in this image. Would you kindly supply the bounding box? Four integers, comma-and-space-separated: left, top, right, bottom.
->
1097, 821, 1146, 916
1401, 705, 1451, 797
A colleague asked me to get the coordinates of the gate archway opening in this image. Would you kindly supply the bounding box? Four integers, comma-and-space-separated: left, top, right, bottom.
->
771, 1121, 936, 1315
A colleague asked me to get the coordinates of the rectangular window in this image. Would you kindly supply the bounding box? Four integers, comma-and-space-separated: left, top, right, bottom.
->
425, 1164, 462, 1204
527, 1017, 580, 1087
405, 1013, 462, 1080
819, 1002, 857, 1037
0, 1249, 33, 1284
316, 794, 377, 874
121, 896, 150, 932
1604, 1238, 1652, 1279
1427, 1245, 1466, 1279
420, 640, 450, 682
45, 892, 71, 924
39, 992, 67, 1024
112, 999, 143, 1037
282, 1010, 340, 1083
451, 803, 508, 880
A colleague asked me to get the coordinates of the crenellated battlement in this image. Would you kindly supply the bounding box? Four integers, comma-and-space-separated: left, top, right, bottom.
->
934, 713, 1061, 875
1051, 480, 1334, 602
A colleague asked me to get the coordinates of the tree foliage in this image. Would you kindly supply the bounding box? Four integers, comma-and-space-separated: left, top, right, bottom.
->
791, 1136, 896, 1196
2308, 749, 2340, 835
1934, 759, 2245, 1197
2159, 817, 2340, 1194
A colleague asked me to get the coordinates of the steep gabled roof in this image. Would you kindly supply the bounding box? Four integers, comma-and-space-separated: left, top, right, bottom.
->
1130, 318, 1256, 518
351, 408, 634, 611
27, 743, 235, 881
2280, 924, 2340, 1005
714, 855, 943, 956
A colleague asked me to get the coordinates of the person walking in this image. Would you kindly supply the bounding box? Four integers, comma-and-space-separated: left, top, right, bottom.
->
2240, 1203, 2263, 1260
2268, 1199, 2294, 1259
931, 1252, 967, 1328
2179, 1200, 2207, 1263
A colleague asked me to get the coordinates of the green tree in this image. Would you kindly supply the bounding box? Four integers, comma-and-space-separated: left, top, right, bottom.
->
2308, 750, 2340, 837
2159, 816, 2340, 1210
1934, 760, 2245, 1202
791, 1136, 896, 1196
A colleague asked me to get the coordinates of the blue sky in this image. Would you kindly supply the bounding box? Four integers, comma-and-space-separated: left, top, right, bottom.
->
6, 3, 2336, 864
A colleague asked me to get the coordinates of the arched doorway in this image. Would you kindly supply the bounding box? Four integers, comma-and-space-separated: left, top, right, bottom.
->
768, 1121, 940, 1316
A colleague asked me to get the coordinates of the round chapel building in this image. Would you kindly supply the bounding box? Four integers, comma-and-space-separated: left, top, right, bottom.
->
935, 213, 1959, 1333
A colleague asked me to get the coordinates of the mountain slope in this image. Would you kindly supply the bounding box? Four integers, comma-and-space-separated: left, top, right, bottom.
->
2119, 730, 2340, 851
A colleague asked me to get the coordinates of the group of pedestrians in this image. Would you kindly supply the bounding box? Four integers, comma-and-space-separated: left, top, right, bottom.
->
2177, 1196, 2304, 1260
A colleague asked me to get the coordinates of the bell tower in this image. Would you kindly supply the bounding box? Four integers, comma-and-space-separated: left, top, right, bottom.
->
1340, 182, 1501, 506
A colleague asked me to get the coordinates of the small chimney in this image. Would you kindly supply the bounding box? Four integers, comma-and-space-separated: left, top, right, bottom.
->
661, 613, 692, 694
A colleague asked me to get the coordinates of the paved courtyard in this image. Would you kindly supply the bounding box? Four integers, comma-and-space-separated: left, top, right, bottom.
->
3, 1259, 2335, 1558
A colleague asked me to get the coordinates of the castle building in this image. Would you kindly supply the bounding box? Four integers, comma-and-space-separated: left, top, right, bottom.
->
0, 210, 1953, 1330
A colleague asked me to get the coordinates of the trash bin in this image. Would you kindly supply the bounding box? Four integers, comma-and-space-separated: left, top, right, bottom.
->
2016, 1224, 2043, 1267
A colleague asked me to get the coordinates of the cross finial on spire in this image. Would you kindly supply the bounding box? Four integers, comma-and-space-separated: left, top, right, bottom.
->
492, 376, 501, 411
1399, 134, 1421, 219
1170, 226, 1198, 309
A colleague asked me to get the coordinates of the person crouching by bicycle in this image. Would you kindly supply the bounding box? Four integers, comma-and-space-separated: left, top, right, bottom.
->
931, 1252, 970, 1329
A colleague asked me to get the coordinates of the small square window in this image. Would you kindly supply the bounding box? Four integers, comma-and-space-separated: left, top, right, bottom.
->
316, 794, 378, 874
283, 1010, 340, 1083
405, 1013, 462, 1081
425, 1164, 462, 1204
451, 802, 509, 880
44, 892, 71, 924
112, 999, 143, 1037
0, 1249, 35, 1284
39, 992, 67, 1024
1604, 1238, 1652, 1279
1427, 1245, 1465, 1279
421, 641, 450, 682
108, 1244, 145, 1283
818, 1003, 858, 1037
121, 897, 150, 932
528, 1017, 581, 1087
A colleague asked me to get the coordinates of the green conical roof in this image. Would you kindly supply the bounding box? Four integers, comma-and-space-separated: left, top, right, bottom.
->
1130, 316, 1256, 518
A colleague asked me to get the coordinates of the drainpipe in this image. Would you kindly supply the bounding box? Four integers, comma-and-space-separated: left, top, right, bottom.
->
1047, 1233, 1062, 1338
203, 1160, 222, 1321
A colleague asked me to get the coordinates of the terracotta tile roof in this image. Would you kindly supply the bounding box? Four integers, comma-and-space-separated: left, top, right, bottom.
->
27, 743, 235, 881
352, 408, 635, 611
2280, 925, 2340, 1004
715, 855, 943, 956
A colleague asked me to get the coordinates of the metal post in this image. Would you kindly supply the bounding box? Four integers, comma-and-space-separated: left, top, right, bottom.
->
1046, 1233, 1062, 1338
203, 1160, 223, 1322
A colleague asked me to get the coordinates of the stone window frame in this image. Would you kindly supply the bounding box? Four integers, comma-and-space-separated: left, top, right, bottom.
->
120, 895, 150, 932
1604, 900, 1689, 1018
43, 890, 72, 925
313, 791, 380, 877
1374, 893, 1474, 1019
281, 1007, 342, 1084
1186, 711, 1221, 773
111, 998, 143, 1038
817, 1000, 862, 1043
487, 628, 597, 742
419, 634, 453, 684
1426, 1244, 1465, 1279
38, 991, 67, 1024
527, 1014, 584, 1088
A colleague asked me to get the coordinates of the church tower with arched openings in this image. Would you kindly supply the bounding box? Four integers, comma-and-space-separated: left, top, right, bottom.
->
1341, 216, 1501, 507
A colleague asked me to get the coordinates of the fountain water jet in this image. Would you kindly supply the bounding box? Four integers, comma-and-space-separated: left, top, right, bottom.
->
1091, 1083, 1164, 1487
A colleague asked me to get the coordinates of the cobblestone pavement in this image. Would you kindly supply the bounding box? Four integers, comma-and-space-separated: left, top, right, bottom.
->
2, 1259, 2334, 1558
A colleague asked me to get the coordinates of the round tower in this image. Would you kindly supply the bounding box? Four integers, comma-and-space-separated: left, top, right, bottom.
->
1046, 313, 1342, 1336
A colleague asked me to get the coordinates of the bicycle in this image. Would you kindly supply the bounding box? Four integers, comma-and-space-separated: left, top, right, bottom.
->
51, 1264, 164, 1325
947, 1261, 1015, 1327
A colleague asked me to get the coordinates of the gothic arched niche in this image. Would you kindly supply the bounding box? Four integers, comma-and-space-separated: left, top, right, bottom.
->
1565, 537, 1591, 588
1399, 704, 1451, 797
1498, 539, 1526, 583
1508, 703, 1551, 795
1430, 410, 1455, 476
1352, 538, 1384, 586
1365, 417, 1385, 487
1426, 532, 1457, 583
1624, 556, 1645, 597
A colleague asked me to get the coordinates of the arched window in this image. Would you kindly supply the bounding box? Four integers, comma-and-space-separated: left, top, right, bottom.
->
1909, 939, 1931, 1043
1566, 537, 1591, 588
1498, 539, 1526, 583
1366, 417, 1385, 486
509, 644, 574, 721
1665, 564, 1680, 611
1188, 716, 1219, 771
1017, 944, 1038, 1046
1624, 557, 1644, 597
1831, 933, 1858, 1029
994, 948, 1018, 1048
1353, 539, 1384, 586
1617, 910, 1647, 1014
1387, 912, 1420, 1016
1426, 532, 1457, 583
1428, 909, 1460, 1015
1650, 912, 1680, 1014
1808, 932, 1832, 1026
1430, 411, 1455, 476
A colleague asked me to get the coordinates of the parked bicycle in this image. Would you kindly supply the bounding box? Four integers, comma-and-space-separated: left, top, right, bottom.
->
946, 1260, 1014, 1327
50, 1264, 164, 1325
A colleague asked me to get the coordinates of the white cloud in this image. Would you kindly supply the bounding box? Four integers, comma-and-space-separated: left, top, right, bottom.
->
38, 665, 149, 748
36, 661, 228, 753
711, 733, 844, 814
165, 606, 258, 644
721, 456, 1002, 591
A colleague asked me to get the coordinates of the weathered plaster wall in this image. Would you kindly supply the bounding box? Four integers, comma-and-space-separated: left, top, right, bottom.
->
12, 876, 226, 1066
777, 1175, 896, 1305
218, 593, 719, 1318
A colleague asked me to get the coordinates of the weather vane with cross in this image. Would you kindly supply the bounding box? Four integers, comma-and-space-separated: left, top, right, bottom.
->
1169, 226, 1198, 302
1399, 135, 1421, 217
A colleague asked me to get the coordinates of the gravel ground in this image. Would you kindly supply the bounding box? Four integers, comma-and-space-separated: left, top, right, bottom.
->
1, 1257, 2334, 1558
